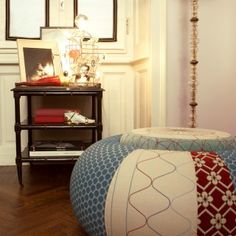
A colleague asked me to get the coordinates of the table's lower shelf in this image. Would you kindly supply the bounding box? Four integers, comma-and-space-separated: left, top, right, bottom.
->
21, 157, 78, 162
20, 144, 88, 162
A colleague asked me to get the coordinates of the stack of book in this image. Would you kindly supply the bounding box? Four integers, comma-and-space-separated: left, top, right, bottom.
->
34, 108, 80, 124
29, 141, 85, 157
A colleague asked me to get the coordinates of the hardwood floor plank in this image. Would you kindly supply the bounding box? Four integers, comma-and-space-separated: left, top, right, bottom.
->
0, 165, 88, 236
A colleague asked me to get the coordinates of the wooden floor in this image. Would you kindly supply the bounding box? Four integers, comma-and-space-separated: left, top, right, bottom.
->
0, 164, 89, 236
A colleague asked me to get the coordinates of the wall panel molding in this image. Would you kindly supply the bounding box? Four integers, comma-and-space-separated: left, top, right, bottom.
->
0, 48, 18, 64
101, 66, 134, 137
0, 146, 15, 165
0, 72, 20, 165
132, 58, 151, 128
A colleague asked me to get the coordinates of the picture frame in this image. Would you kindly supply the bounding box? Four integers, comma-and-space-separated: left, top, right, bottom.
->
74, 0, 117, 42
6, 0, 49, 40
17, 39, 61, 82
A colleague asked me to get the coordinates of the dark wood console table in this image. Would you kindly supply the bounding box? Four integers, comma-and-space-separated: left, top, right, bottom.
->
11, 85, 104, 185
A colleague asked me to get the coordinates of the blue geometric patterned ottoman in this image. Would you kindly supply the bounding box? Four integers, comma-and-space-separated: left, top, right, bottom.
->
70, 127, 236, 236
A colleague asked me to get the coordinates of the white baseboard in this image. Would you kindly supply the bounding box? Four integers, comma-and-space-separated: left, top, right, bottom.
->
0, 145, 15, 165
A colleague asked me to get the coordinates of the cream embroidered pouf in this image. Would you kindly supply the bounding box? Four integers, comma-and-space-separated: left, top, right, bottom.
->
70, 127, 236, 236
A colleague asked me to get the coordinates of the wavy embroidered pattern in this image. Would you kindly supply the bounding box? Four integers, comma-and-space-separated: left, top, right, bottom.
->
127, 151, 198, 236
105, 149, 198, 236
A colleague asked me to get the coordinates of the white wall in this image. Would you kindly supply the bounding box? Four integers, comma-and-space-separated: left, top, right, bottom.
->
198, 0, 236, 134
166, 0, 189, 127
166, 0, 236, 135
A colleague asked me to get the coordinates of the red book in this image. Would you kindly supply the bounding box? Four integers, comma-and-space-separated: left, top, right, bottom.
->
34, 116, 65, 123
35, 108, 80, 117
34, 108, 80, 124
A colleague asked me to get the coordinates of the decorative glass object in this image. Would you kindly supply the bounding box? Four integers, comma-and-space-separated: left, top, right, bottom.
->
62, 14, 104, 86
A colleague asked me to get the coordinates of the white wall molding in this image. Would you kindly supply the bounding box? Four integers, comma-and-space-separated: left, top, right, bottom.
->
0, 41, 17, 48
101, 66, 134, 137
0, 47, 134, 65
134, 67, 150, 128
0, 72, 19, 166
0, 48, 18, 64
131, 57, 149, 66
131, 57, 151, 128
0, 146, 15, 165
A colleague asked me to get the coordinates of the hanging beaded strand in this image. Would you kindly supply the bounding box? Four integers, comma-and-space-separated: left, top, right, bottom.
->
189, 0, 199, 128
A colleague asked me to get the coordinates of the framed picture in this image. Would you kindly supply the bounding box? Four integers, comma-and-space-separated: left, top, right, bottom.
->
6, 0, 49, 40
74, 0, 117, 42
17, 39, 61, 82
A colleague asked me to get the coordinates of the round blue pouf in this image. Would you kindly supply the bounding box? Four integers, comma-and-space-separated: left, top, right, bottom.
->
70, 135, 134, 236
70, 128, 236, 236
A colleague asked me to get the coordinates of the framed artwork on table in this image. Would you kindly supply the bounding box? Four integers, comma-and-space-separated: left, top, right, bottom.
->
16, 39, 61, 82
